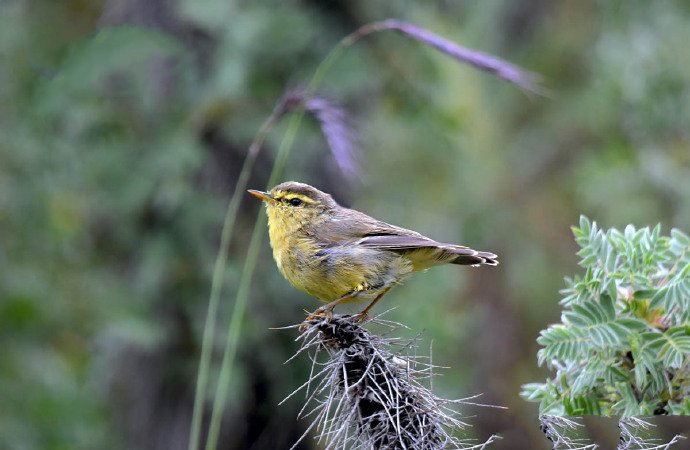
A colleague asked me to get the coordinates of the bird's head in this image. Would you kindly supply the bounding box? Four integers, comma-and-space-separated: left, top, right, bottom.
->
248, 181, 337, 229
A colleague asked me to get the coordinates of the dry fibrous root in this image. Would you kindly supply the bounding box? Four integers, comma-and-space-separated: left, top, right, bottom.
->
617, 417, 684, 450
539, 415, 685, 450
539, 415, 598, 450
283, 313, 500, 450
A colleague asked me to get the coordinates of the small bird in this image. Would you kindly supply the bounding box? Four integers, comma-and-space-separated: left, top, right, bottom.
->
248, 181, 498, 318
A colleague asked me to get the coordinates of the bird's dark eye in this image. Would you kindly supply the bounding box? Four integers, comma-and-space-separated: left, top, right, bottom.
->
289, 198, 303, 206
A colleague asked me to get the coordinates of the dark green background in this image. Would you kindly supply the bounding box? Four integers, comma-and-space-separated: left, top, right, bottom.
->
1, 1, 689, 449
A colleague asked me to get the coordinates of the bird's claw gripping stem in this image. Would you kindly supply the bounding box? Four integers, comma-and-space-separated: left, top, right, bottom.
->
300, 307, 333, 331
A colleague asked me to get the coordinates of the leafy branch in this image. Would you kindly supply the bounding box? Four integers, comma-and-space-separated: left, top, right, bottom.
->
523, 216, 690, 416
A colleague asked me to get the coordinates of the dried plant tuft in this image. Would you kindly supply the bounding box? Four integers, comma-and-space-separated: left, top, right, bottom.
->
282, 313, 501, 449
539, 415, 598, 450
617, 417, 684, 450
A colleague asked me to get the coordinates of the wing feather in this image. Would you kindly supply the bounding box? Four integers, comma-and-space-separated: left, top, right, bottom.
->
356, 234, 498, 266
316, 207, 498, 266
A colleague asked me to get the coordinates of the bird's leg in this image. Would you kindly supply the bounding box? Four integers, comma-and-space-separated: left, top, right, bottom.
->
302, 286, 365, 329
315, 289, 362, 315
354, 286, 392, 323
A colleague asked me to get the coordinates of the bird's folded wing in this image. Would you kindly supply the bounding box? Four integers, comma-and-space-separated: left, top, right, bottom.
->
354, 234, 498, 266
316, 209, 498, 264
355, 234, 446, 251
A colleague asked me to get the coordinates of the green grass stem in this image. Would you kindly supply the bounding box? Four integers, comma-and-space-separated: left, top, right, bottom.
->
188, 115, 281, 450
203, 109, 307, 450
200, 37, 349, 450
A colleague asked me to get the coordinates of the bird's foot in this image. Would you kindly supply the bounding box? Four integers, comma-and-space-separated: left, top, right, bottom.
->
353, 311, 369, 324
299, 307, 333, 332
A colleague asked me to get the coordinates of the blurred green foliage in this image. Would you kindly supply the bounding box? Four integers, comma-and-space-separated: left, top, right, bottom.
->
523, 216, 690, 416
1, 0, 689, 449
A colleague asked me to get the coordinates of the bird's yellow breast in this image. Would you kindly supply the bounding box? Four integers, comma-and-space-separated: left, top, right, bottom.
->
266, 207, 331, 300
266, 206, 411, 302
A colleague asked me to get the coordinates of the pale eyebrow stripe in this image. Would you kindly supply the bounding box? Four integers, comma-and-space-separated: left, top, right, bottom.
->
284, 193, 316, 204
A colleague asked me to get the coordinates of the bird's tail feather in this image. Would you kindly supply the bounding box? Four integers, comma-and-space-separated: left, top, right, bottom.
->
450, 249, 498, 266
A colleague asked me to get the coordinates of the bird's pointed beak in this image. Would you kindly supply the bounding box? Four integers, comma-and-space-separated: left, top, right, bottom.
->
247, 189, 276, 204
